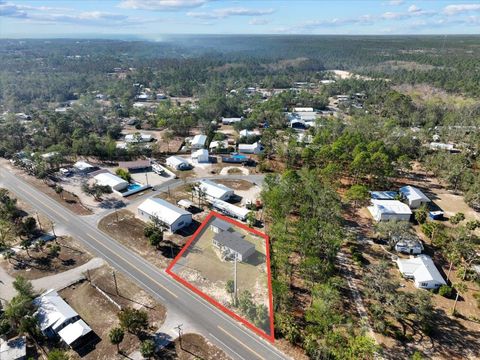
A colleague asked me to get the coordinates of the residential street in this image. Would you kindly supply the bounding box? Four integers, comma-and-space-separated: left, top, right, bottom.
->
0, 167, 286, 360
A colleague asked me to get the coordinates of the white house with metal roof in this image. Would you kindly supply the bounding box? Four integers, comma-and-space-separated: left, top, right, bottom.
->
93, 172, 128, 191
138, 198, 192, 232
396, 255, 446, 289
238, 142, 262, 154
191, 148, 210, 163
368, 199, 412, 222
197, 179, 234, 201
166, 155, 191, 170
34, 289, 92, 349
190, 134, 207, 149
399, 186, 431, 209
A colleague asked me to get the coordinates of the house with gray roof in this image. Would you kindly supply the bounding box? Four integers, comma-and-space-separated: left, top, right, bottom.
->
212, 227, 255, 262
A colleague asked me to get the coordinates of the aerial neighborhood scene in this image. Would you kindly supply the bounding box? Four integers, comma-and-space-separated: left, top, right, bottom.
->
1, 1, 480, 359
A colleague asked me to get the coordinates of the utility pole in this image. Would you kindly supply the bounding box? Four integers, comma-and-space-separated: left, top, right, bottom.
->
234, 253, 238, 306
36, 212, 42, 231
112, 271, 119, 295
51, 221, 56, 238
174, 324, 183, 349
145, 172, 149, 186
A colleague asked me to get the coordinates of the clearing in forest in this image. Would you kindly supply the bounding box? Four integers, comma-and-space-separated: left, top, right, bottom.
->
166, 211, 274, 342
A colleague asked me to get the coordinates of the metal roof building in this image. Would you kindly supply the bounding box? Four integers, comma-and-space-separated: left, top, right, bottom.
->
34, 289, 92, 348
399, 186, 431, 209
198, 179, 234, 201
94, 172, 129, 191
191, 134, 207, 149
368, 199, 412, 222
138, 198, 192, 232
396, 255, 446, 289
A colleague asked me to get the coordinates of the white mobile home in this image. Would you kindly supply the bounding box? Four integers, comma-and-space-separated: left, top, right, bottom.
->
210, 199, 250, 221
396, 255, 446, 289
293, 107, 314, 112
35, 289, 92, 349
166, 155, 191, 170
94, 173, 128, 191
125, 133, 153, 143
399, 186, 430, 209
238, 142, 262, 154
198, 179, 234, 201
222, 117, 242, 125
190, 134, 207, 149
138, 198, 192, 232
368, 200, 412, 222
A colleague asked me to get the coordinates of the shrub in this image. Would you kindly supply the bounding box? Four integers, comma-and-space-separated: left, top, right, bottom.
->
449, 212, 465, 225
438, 285, 453, 298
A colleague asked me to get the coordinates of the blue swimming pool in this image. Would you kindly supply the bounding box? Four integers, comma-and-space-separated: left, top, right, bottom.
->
231, 154, 247, 160
127, 183, 141, 191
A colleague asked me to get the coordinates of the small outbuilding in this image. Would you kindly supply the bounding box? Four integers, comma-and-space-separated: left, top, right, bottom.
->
396, 255, 446, 289
393, 234, 424, 255
368, 200, 412, 222
138, 198, 192, 232
191, 149, 210, 163
399, 186, 430, 209
73, 160, 95, 173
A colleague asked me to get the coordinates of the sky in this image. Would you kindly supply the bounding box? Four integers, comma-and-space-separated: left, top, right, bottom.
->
0, 0, 479, 38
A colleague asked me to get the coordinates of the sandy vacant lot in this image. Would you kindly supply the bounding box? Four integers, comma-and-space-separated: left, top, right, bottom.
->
171, 216, 270, 333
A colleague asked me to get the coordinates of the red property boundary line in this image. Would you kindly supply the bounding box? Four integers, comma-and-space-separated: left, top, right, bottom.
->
165, 211, 275, 343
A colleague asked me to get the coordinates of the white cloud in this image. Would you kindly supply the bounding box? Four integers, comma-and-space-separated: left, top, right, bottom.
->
249, 18, 269, 25
381, 11, 407, 19
0, 1, 149, 27
443, 4, 480, 15
118, 0, 209, 11
388, 0, 404, 5
408, 5, 421, 13
187, 7, 274, 19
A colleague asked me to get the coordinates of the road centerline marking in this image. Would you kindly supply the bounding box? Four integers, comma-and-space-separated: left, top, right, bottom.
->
85, 232, 178, 299
217, 325, 266, 360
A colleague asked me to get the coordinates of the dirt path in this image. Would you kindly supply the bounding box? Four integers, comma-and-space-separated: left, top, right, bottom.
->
0, 257, 104, 301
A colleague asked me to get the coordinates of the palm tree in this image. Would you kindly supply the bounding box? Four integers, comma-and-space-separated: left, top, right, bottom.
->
109, 327, 124, 353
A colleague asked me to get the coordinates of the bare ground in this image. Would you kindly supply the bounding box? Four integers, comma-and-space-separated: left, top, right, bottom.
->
1, 236, 92, 280
59, 265, 166, 360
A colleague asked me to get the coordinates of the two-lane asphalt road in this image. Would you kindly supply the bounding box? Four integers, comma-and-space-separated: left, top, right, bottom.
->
0, 167, 287, 360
